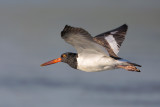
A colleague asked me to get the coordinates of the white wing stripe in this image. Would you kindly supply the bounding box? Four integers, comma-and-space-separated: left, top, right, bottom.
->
105, 35, 119, 54
111, 31, 118, 34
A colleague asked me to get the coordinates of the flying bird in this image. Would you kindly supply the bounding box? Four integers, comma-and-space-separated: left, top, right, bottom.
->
41, 24, 141, 72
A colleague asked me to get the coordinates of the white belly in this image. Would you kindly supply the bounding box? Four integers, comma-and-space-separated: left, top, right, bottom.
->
77, 54, 117, 72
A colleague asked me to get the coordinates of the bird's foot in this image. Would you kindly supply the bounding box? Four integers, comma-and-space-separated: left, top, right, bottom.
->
117, 65, 140, 72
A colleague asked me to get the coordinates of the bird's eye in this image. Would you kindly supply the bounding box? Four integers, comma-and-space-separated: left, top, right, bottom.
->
62, 54, 67, 58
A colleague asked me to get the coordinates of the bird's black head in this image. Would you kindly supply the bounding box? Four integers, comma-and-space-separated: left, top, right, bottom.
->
41, 52, 78, 69
61, 52, 78, 69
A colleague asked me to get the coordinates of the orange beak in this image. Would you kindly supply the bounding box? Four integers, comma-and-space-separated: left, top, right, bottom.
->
41, 57, 62, 66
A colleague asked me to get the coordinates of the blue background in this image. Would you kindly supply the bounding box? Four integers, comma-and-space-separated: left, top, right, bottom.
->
0, 0, 160, 107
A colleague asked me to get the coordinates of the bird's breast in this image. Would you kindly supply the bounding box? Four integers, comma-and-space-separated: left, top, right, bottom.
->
77, 54, 116, 72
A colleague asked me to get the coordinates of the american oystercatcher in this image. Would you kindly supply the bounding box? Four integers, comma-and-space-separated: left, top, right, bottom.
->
41, 24, 141, 72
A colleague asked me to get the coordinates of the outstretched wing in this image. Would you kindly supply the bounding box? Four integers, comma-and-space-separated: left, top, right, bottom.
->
93, 24, 128, 57
61, 25, 109, 56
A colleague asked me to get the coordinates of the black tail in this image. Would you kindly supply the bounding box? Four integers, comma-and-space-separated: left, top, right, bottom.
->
112, 57, 142, 67
128, 62, 142, 67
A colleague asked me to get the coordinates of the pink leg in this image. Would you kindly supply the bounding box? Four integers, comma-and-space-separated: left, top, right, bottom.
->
117, 65, 140, 72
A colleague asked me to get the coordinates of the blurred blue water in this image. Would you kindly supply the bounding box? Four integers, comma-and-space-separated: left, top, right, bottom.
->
0, 0, 160, 107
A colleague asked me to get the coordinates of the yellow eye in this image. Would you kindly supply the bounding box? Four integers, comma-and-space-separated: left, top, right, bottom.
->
62, 54, 67, 58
